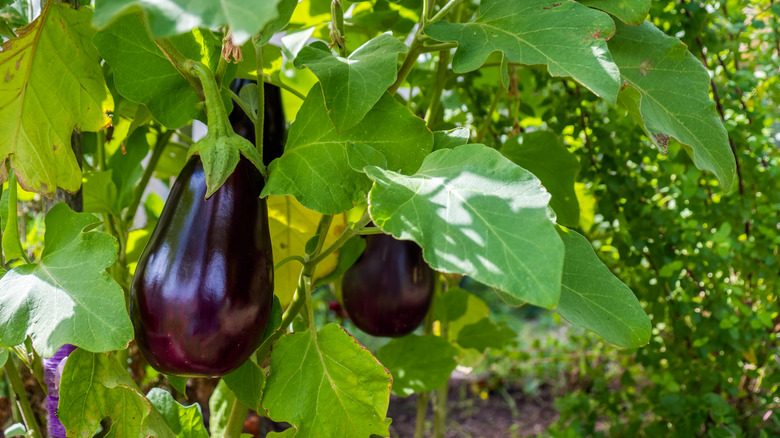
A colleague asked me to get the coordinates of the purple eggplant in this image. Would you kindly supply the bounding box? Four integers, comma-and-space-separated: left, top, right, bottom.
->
130, 156, 273, 377
342, 234, 435, 337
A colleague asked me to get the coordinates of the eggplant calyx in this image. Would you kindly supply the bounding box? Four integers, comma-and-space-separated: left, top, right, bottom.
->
183, 60, 267, 198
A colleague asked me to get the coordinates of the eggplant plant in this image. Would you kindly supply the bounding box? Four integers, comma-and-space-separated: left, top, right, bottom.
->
0, 0, 752, 437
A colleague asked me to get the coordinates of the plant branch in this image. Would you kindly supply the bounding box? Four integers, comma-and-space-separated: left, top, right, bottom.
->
474, 85, 504, 143
429, 0, 464, 24
424, 49, 451, 126
154, 37, 203, 100
223, 398, 249, 438
307, 209, 372, 266
4, 356, 42, 438
419, 42, 457, 53
254, 41, 266, 166
228, 89, 258, 124
123, 129, 173, 227
261, 75, 306, 100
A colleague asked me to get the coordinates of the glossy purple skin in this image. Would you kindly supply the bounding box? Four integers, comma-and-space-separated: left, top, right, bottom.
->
130, 157, 273, 377
342, 234, 434, 337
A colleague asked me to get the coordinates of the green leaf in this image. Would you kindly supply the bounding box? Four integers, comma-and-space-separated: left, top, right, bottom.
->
93, 14, 231, 129
262, 84, 433, 214
433, 288, 470, 324
0, 3, 113, 195
579, 0, 650, 25
92, 0, 285, 45
608, 21, 735, 190
425, 0, 620, 104
108, 127, 150, 211
166, 375, 189, 395
2, 172, 24, 261
223, 358, 265, 410
82, 170, 119, 216
433, 127, 470, 151
346, 142, 388, 172
376, 334, 458, 397
255, 0, 298, 46
456, 317, 516, 351
366, 144, 564, 309
147, 388, 209, 438
294, 33, 408, 131
556, 227, 651, 348
0, 203, 133, 356
3, 423, 25, 437
263, 324, 392, 437
59, 350, 175, 438
208, 380, 235, 438
500, 131, 580, 227
0, 346, 7, 367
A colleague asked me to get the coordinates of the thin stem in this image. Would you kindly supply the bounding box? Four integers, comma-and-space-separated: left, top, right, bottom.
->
425, 49, 451, 126
254, 284, 307, 364
96, 130, 106, 171
228, 89, 258, 124
307, 209, 372, 266
419, 42, 457, 53
255, 43, 266, 162
261, 75, 306, 100
214, 52, 228, 88
356, 227, 386, 235
123, 129, 173, 227
388, 38, 423, 95
474, 86, 504, 144
4, 357, 43, 438
414, 392, 430, 438
223, 398, 249, 438
429, 0, 464, 24
154, 36, 203, 100
330, 0, 347, 57
274, 255, 306, 271
4, 167, 31, 264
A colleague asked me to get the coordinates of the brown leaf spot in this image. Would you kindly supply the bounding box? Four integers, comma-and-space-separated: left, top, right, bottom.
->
592, 30, 602, 39
16, 53, 24, 71
52, 144, 57, 151
4, 71, 12, 83
651, 132, 670, 154
639, 59, 653, 76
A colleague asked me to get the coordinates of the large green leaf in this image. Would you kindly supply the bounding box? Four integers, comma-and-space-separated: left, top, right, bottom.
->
294, 34, 407, 132
147, 388, 209, 438
0, 3, 113, 195
425, 0, 620, 104
456, 317, 516, 351
608, 21, 735, 190
557, 228, 651, 348
93, 13, 232, 129
255, 0, 299, 46
500, 131, 580, 227
92, 0, 285, 45
579, 0, 650, 25
0, 203, 132, 357
263, 324, 392, 437
262, 84, 433, 214
223, 358, 265, 410
366, 144, 564, 308
59, 350, 174, 438
376, 335, 458, 397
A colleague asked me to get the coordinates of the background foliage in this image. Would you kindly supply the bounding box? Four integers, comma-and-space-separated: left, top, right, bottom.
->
0, 0, 777, 436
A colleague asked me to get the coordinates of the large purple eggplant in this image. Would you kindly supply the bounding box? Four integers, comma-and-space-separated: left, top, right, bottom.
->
130, 156, 273, 377
341, 234, 435, 337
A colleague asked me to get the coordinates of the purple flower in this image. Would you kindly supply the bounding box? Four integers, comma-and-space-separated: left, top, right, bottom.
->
43, 344, 77, 438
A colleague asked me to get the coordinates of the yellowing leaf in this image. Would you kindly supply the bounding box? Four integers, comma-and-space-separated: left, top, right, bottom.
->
268, 195, 346, 306
0, 3, 113, 195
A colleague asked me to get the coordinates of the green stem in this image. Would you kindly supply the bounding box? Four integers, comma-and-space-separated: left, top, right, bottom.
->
228, 89, 258, 124
123, 129, 173, 227
254, 284, 307, 364
420, 42, 457, 53
389, 38, 423, 95
223, 398, 249, 438
414, 392, 430, 438
274, 255, 306, 271
331, 0, 347, 57
4, 356, 42, 438
474, 86, 504, 144
3, 166, 30, 264
429, 0, 464, 24
154, 37, 203, 100
96, 130, 106, 171
425, 49, 451, 127
261, 75, 306, 100
307, 209, 372, 266
185, 61, 231, 138
215, 52, 228, 88
254, 43, 265, 163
